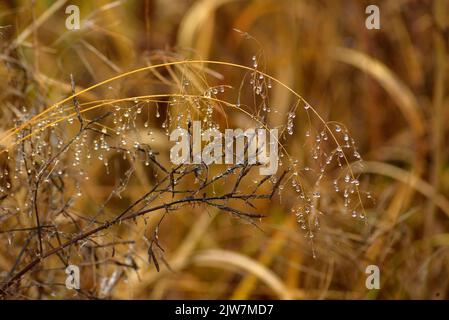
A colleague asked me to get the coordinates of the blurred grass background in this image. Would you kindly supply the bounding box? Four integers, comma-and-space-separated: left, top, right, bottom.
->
0, 0, 448, 299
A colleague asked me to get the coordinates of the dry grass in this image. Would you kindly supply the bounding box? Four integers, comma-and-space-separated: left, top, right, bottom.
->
0, 0, 448, 300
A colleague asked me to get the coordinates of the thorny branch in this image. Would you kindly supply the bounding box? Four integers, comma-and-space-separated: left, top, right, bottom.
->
1, 139, 287, 297
0, 46, 370, 300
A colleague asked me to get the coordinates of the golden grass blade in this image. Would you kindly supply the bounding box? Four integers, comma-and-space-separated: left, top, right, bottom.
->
231, 216, 295, 299
177, 0, 236, 58
192, 249, 293, 299
357, 161, 449, 217
333, 47, 425, 139
9, 0, 67, 50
